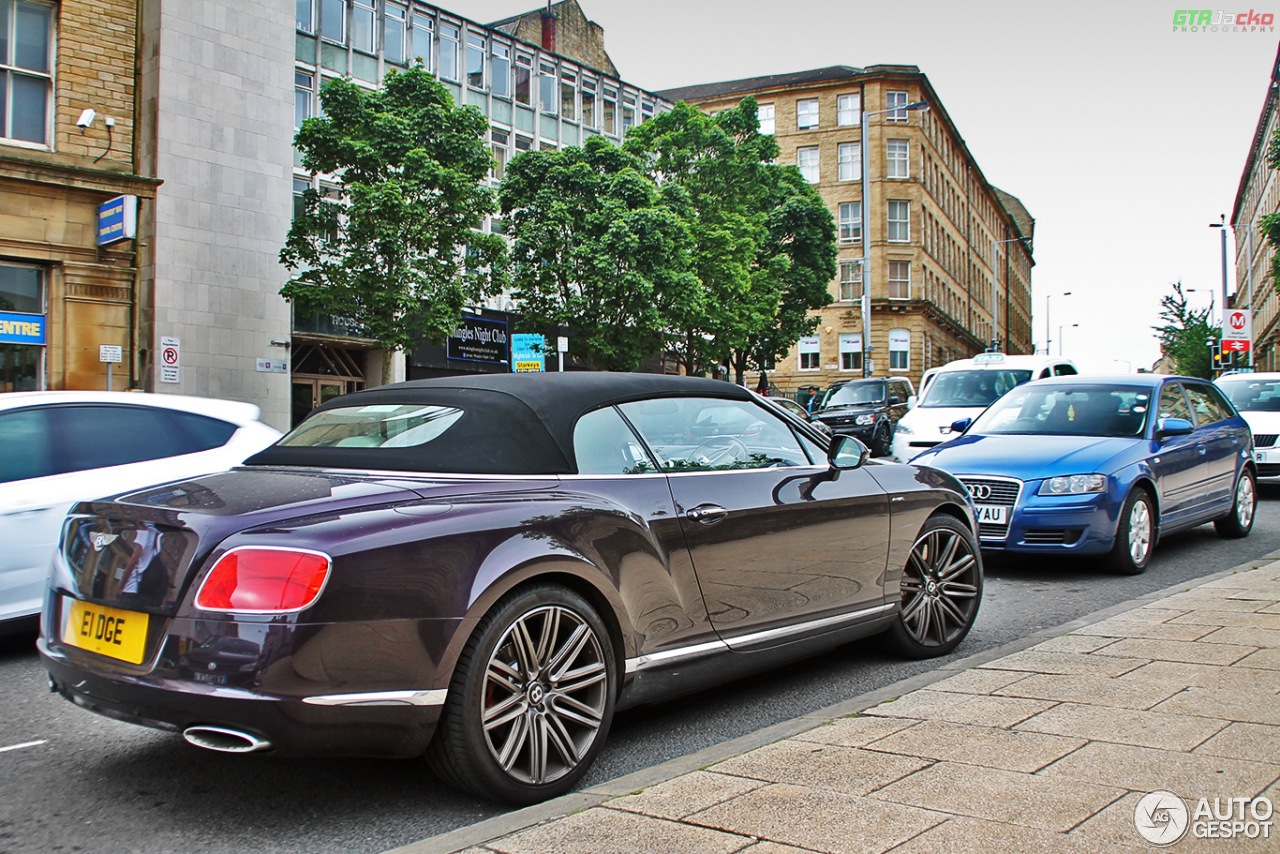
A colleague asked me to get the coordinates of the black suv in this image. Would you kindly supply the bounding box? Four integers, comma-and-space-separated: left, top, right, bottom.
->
813, 377, 915, 457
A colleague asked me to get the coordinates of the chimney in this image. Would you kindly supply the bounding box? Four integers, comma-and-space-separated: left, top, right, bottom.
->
541, 0, 556, 52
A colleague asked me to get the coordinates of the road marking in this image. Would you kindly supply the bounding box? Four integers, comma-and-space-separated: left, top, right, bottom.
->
0, 740, 47, 754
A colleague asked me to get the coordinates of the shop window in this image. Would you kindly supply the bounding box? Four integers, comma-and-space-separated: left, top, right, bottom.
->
839, 334, 862, 371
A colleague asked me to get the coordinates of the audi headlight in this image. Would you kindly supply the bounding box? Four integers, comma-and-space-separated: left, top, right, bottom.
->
855, 414, 875, 426
1038, 474, 1107, 496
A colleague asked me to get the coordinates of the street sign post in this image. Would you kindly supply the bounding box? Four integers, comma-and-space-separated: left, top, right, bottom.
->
160, 336, 180, 384
99, 344, 123, 390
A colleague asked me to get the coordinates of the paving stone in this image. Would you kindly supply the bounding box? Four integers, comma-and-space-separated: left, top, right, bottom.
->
1070, 620, 1217, 642
1032, 635, 1122, 654
1194, 722, 1280, 763
1092, 607, 1188, 625
486, 806, 754, 854
709, 740, 932, 797
1118, 659, 1278, 694
865, 720, 1085, 773
1015, 702, 1228, 751
1091, 638, 1257, 666
609, 771, 767, 821
1153, 687, 1280, 725
739, 843, 825, 854
870, 762, 1124, 833
1159, 594, 1270, 613
794, 715, 921, 748
687, 783, 945, 854
977, 650, 1148, 677
1168, 610, 1280, 631
885, 815, 1124, 854
925, 668, 1035, 696
1235, 647, 1280, 670
862, 690, 1054, 728
1199, 626, 1280, 648
1038, 740, 1280, 797
994, 671, 1184, 710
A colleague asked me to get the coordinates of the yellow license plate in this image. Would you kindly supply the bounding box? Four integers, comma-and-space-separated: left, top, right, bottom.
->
63, 599, 149, 664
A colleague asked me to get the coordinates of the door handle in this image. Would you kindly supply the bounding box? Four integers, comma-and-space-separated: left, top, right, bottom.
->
685, 504, 728, 526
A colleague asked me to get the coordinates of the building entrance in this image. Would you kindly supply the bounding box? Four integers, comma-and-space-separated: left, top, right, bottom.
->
290, 343, 366, 426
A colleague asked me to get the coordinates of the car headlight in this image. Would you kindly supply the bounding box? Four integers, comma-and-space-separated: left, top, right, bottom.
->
1038, 474, 1107, 495
895, 422, 914, 435
855, 414, 875, 426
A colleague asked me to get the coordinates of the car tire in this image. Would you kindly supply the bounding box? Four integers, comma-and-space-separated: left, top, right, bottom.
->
1106, 488, 1155, 575
885, 515, 983, 659
871, 424, 892, 458
1214, 468, 1256, 539
427, 584, 616, 805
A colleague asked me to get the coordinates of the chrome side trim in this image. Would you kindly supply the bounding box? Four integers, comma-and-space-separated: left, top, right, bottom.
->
624, 603, 897, 673
302, 689, 447, 707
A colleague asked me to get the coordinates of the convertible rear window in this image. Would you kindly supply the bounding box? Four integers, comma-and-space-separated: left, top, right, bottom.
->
278, 404, 464, 448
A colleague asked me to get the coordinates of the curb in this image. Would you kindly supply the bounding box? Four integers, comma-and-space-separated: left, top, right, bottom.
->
384, 549, 1280, 854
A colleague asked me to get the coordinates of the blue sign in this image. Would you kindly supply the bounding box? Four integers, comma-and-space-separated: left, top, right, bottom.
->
447, 316, 509, 365
97, 195, 137, 246
511, 333, 546, 372
0, 312, 46, 345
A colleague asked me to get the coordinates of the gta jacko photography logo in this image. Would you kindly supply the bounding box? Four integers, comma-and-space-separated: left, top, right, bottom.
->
1173, 9, 1275, 31
1135, 790, 1275, 845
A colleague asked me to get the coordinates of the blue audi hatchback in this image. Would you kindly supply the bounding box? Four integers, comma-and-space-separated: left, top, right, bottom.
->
912, 375, 1256, 573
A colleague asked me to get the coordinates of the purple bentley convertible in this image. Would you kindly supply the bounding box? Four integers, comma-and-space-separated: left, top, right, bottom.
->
40, 373, 981, 804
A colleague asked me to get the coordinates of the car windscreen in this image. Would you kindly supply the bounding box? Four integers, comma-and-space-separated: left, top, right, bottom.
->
825, 381, 885, 407
969, 384, 1151, 437
1218, 377, 1280, 412
919, 369, 1033, 408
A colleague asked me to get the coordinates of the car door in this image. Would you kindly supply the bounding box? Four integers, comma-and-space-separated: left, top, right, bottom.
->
1150, 381, 1206, 522
619, 396, 890, 649
1183, 382, 1243, 512
0, 406, 63, 622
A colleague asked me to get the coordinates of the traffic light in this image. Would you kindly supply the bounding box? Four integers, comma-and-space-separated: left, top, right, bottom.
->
1210, 342, 1223, 372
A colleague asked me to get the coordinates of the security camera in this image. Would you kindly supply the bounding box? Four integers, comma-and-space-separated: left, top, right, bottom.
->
76, 108, 96, 129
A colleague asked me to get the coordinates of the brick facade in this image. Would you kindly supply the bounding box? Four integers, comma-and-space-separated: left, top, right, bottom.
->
488, 0, 617, 77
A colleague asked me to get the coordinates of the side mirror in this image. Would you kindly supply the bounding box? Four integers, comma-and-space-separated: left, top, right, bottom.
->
828, 435, 869, 470
950, 417, 973, 435
907, 395, 917, 409
1156, 416, 1195, 439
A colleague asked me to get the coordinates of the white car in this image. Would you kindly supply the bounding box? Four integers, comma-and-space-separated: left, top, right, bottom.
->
0, 392, 281, 633
1216, 372, 1280, 478
891, 353, 1079, 462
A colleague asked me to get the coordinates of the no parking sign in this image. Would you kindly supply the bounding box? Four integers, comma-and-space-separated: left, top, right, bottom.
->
160, 336, 180, 383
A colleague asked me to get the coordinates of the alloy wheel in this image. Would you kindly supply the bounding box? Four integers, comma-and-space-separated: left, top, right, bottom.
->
1127, 498, 1152, 564
900, 525, 981, 648
1236, 474, 1256, 530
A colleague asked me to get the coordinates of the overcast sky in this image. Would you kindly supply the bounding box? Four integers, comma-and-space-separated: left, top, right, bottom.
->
466, 0, 1279, 372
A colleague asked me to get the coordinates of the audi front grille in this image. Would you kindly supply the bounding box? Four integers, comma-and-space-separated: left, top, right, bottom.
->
958, 476, 1022, 541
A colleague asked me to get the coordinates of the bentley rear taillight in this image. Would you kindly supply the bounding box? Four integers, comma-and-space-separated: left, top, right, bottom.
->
195, 548, 331, 613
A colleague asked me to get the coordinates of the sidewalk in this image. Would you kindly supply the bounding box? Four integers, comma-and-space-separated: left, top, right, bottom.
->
396, 557, 1280, 854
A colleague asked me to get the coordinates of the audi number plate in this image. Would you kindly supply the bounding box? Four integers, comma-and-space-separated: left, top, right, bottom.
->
975, 505, 1007, 525
62, 599, 149, 664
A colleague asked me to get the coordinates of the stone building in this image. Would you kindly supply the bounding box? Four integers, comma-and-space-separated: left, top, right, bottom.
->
1230, 43, 1280, 371
0, 0, 157, 393
658, 65, 1035, 395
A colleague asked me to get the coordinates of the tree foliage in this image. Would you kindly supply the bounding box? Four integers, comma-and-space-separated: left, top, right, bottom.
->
498, 136, 700, 371
1153, 282, 1214, 378
281, 67, 506, 382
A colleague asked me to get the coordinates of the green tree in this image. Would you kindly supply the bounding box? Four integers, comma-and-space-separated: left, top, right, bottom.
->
498, 135, 701, 371
281, 67, 506, 384
624, 98, 836, 381
1153, 282, 1214, 378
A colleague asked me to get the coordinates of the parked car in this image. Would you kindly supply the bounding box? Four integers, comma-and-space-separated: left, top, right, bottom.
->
813, 377, 915, 457
1216, 371, 1280, 478
911, 375, 1255, 574
41, 373, 981, 805
760, 394, 833, 436
891, 353, 1078, 462
0, 392, 281, 635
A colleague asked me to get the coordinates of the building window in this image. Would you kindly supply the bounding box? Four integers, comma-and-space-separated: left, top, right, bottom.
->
602, 85, 617, 134
622, 93, 636, 132
582, 77, 596, 127
886, 90, 909, 121
889, 328, 910, 370
383, 3, 407, 64
352, 0, 375, 53
839, 333, 862, 371
514, 53, 532, 105
466, 32, 484, 88
491, 128, 508, 181
320, 0, 345, 44
0, 261, 43, 313
889, 260, 910, 299
797, 146, 819, 183
490, 42, 510, 97
297, 0, 314, 33
837, 142, 860, 181
837, 93, 860, 126
888, 200, 910, 241
439, 23, 459, 80
411, 13, 432, 69
798, 336, 820, 371
838, 260, 862, 301
838, 202, 861, 243
294, 71, 313, 130
758, 103, 774, 135
561, 70, 576, 120
539, 62, 557, 113
887, 139, 908, 178
1, 0, 51, 145
515, 134, 532, 153
797, 98, 818, 130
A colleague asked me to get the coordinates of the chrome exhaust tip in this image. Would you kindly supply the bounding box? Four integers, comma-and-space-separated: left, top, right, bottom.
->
182, 725, 271, 753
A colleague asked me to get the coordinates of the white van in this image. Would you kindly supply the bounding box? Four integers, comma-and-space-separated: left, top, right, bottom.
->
891, 353, 1078, 462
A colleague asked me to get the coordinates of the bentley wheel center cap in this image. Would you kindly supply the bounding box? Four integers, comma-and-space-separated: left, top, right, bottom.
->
528, 683, 545, 705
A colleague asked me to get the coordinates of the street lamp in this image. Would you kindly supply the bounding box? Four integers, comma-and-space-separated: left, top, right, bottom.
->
1058, 323, 1078, 357
992, 235, 1031, 352
859, 97, 928, 377
1045, 291, 1071, 355
1210, 215, 1228, 331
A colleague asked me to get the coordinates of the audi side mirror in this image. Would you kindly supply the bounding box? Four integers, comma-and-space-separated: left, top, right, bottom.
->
950, 418, 973, 435
1156, 417, 1194, 439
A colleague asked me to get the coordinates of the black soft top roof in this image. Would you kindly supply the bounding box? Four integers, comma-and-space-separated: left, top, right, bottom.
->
247, 373, 754, 475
